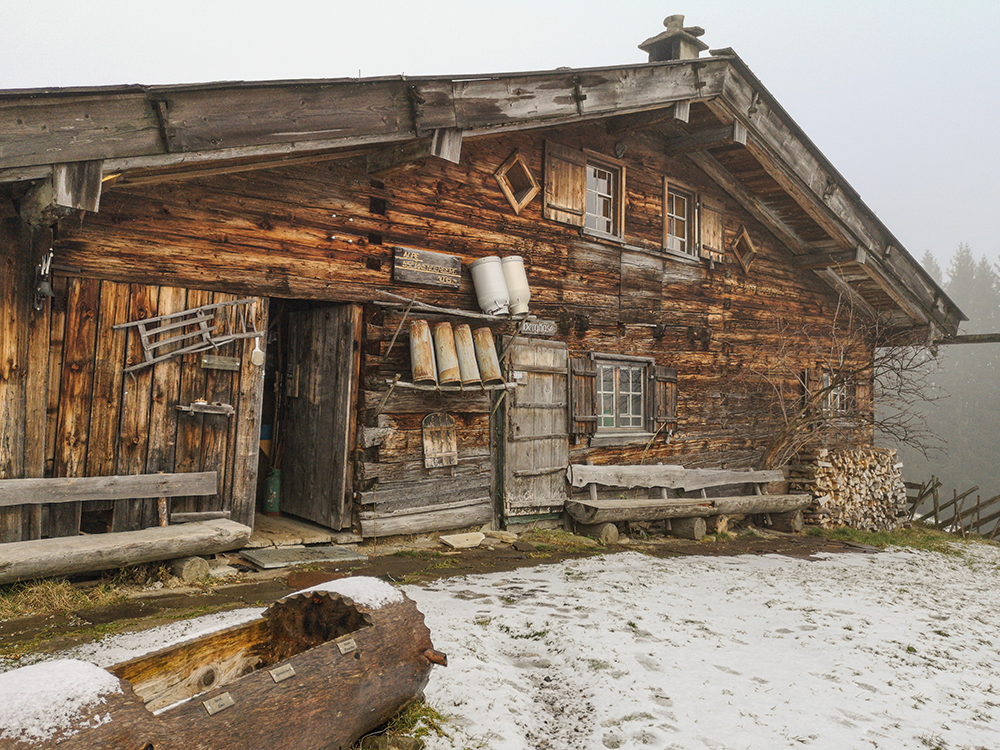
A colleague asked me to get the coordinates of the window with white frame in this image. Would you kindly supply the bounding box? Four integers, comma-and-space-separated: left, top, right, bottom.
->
665, 186, 695, 256
822, 371, 855, 415
585, 163, 620, 238
596, 359, 646, 430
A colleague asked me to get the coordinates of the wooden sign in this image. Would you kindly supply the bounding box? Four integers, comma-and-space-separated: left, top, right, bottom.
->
201, 354, 241, 371
422, 412, 458, 468
393, 247, 461, 289
519, 319, 557, 337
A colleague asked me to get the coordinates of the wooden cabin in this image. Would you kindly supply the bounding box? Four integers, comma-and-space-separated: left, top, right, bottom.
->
0, 17, 964, 549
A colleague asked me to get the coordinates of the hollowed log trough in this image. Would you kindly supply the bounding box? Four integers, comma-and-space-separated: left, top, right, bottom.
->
1, 578, 445, 750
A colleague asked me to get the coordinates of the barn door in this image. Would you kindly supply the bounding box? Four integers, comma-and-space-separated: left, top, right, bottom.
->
281, 304, 361, 529
501, 337, 570, 519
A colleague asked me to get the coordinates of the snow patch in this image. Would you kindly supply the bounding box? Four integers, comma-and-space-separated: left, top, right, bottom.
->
0, 659, 121, 744
297, 576, 404, 609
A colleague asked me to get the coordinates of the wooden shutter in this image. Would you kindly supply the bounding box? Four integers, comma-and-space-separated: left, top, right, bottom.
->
650, 365, 678, 430
700, 198, 724, 259
568, 356, 597, 437
544, 141, 586, 227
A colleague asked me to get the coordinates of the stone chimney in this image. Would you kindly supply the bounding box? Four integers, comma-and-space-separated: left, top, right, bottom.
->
638, 14, 708, 62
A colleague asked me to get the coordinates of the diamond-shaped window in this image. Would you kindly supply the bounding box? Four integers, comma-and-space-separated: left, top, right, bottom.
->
732, 225, 758, 274
494, 151, 540, 215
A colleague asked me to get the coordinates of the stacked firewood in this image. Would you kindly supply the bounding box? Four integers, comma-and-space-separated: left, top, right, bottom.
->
788, 447, 907, 531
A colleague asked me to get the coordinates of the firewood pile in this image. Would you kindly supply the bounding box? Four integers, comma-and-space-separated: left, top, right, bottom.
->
788, 447, 907, 531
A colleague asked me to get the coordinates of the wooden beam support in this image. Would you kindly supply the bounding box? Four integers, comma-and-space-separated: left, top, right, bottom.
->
686, 150, 810, 254
933, 333, 1000, 346
18, 161, 103, 225
791, 247, 866, 269
366, 128, 462, 176
664, 122, 747, 156
605, 105, 683, 134
813, 268, 880, 320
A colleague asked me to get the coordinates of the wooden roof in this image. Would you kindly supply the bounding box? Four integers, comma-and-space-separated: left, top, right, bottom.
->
0, 52, 964, 336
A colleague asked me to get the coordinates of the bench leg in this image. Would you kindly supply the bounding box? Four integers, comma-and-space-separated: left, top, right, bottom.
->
668, 517, 706, 541
770, 509, 804, 533
575, 521, 619, 544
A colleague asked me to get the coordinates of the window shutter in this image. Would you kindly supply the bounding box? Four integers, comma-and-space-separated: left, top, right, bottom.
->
544, 141, 586, 227
650, 365, 678, 430
854, 377, 872, 413
568, 356, 598, 436
700, 199, 724, 260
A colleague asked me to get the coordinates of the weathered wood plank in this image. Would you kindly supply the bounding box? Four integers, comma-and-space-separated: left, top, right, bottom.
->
50, 277, 103, 536
0, 518, 250, 584
567, 464, 784, 491
360, 500, 493, 538
565, 494, 810, 524
0, 218, 30, 541
0, 471, 217, 507
229, 298, 268, 528
85, 280, 130, 477
113, 283, 160, 530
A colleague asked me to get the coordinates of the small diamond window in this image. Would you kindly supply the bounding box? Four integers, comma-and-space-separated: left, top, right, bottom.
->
495, 151, 540, 214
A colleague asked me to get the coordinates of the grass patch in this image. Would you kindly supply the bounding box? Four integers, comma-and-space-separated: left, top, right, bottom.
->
354, 697, 451, 747
520, 529, 601, 552
390, 549, 442, 559
805, 523, 974, 555
0, 579, 127, 621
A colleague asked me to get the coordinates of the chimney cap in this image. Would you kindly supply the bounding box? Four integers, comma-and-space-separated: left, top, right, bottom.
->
639, 14, 710, 62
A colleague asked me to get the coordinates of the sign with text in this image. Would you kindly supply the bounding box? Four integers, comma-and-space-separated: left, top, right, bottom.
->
519, 319, 558, 337
393, 247, 461, 289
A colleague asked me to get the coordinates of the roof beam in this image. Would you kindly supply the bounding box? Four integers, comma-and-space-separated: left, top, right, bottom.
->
605, 103, 688, 134
686, 150, 809, 254
664, 122, 747, 156
366, 128, 462, 176
790, 247, 866, 270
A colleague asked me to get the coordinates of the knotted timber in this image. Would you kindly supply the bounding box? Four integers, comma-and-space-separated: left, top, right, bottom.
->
3, 578, 445, 750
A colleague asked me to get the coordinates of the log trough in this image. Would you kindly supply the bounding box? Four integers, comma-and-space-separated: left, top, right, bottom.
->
0, 577, 446, 750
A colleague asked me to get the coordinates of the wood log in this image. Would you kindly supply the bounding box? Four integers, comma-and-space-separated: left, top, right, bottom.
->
170, 556, 210, 583
13, 581, 442, 750
711, 494, 811, 516
769, 509, 804, 533
0, 519, 251, 584
668, 516, 706, 540
575, 521, 620, 544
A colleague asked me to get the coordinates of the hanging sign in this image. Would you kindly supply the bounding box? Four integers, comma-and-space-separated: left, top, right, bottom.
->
393, 247, 462, 289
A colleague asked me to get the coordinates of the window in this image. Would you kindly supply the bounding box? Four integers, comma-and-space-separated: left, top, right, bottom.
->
664, 185, 695, 256
596, 360, 646, 430
585, 163, 620, 237
570, 355, 677, 443
544, 141, 625, 240
821, 371, 855, 415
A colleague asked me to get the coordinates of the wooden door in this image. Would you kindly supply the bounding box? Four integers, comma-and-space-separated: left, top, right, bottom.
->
282, 304, 361, 529
501, 337, 570, 519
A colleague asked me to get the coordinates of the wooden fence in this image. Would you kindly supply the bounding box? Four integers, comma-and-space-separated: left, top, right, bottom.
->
906, 476, 1000, 539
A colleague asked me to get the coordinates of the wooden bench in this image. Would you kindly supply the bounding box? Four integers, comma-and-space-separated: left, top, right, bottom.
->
0, 471, 251, 584
565, 463, 812, 539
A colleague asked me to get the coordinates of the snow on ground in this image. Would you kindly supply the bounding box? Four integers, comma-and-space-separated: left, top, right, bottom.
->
404, 547, 1000, 750
3, 548, 1000, 749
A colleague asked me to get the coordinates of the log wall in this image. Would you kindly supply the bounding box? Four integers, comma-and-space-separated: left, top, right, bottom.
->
1, 115, 877, 535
